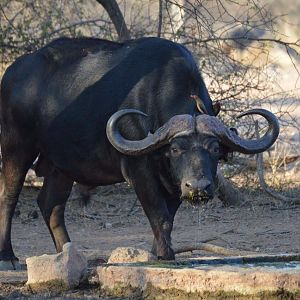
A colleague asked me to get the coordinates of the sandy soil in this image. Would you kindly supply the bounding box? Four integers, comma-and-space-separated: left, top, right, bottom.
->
0, 182, 300, 299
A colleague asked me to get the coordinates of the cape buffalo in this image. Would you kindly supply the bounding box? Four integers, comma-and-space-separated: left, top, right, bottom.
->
0, 37, 279, 267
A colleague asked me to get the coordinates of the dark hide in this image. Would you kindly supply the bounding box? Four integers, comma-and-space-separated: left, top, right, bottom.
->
0, 37, 219, 262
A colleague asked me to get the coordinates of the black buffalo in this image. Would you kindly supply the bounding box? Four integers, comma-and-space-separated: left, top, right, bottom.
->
0, 37, 279, 267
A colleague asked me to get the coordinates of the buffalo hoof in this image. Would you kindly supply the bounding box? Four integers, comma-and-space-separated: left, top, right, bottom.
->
157, 248, 175, 261
0, 260, 21, 271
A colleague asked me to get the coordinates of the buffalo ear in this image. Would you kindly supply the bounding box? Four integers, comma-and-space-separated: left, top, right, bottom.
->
219, 145, 231, 161
219, 127, 239, 161
229, 127, 238, 135
152, 145, 170, 159
213, 101, 221, 116
219, 146, 233, 161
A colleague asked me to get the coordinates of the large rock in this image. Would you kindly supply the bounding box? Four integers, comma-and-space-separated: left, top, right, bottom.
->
108, 247, 157, 264
26, 242, 87, 288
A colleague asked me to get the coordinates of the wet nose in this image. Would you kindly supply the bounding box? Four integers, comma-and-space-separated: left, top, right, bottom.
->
185, 179, 211, 194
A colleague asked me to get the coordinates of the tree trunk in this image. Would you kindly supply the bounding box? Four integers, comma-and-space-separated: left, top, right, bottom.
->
95, 0, 131, 41
216, 170, 244, 206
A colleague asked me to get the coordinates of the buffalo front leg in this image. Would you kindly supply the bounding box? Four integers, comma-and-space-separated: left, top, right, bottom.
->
128, 164, 174, 260
141, 196, 174, 260
37, 170, 73, 252
151, 196, 181, 258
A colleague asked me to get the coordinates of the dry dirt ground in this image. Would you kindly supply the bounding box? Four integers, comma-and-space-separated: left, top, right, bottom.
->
0, 182, 300, 299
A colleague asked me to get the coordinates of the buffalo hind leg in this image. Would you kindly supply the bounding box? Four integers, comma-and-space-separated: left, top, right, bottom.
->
0, 141, 37, 269
37, 170, 73, 252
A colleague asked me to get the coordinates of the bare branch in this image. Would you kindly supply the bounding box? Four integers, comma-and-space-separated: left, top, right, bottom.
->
182, 36, 300, 50
284, 44, 300, 87
255, 122, 300, 205
47, 18, 109, 38
157, 0, 163, 38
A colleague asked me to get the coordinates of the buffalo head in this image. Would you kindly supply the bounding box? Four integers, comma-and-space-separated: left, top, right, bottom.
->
106, 109, 279, 204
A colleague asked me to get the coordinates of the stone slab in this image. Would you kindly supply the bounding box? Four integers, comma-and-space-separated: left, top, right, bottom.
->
97, 259, 300, 298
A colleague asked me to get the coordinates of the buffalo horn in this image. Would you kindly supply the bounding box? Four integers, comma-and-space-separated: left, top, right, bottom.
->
106, 109, 195, 155
196, 108, 279, 154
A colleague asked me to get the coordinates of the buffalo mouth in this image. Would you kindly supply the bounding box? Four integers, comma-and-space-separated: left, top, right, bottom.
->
182, 191, 213, 205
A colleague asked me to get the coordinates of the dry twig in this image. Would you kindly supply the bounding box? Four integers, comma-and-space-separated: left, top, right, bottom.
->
175, 242, 255, 256
255, 121, 300, 205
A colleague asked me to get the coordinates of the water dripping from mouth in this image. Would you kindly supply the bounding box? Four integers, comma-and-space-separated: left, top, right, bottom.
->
195, 203, 207, 253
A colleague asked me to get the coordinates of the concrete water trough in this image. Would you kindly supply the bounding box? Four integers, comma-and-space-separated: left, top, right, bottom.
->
97, 253, 300, 299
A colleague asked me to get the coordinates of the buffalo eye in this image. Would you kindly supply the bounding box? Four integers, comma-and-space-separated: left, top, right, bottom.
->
209, 142, 220, 157
165, 146, 180, 158
212, 145, 220, 154
169, 146, 183, 157
171, 147, 178, 154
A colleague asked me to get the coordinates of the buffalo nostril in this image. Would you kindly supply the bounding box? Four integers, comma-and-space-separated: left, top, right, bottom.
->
204, 183, 211, 190
185, 182, 192, 188
202, 182, 212, 196
203, 185, 211, 194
